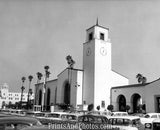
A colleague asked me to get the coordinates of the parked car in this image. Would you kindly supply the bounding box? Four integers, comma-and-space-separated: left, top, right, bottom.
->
131, 113, 145, 118
140, 113, 160, 125
108, 116, 145, 130
45, 112, 77, 121
78, 114, 109, 130
9, 109, 26, 116
0, 116, 42, 130
111, 111, 128, 116
26, 111, 44, 117
0, 109, 10, 114
39, 112, 78, 125
21, 125, 79, 130
87, 110, 112, 117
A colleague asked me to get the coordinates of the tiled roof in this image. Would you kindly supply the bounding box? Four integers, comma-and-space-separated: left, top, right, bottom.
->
111, 83, 150, 89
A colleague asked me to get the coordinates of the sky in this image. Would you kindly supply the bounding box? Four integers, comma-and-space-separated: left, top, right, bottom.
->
1, 0, 160, 92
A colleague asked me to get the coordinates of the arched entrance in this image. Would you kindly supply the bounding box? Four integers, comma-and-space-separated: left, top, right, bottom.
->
117, 95, 126, 111
131, 93, 141, 113
46, 88, 51, 111
38, 90, 42, 105
64, 82, 70, 105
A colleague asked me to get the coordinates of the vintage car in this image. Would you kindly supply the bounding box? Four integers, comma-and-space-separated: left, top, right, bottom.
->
87, 110, 112, 117
108, 116, 145, 130
45, 112, 77, 121
38, 112, 78, 125
25, 111, 45, 118
0, 116, 42, 130
111, 111, 128, 116
140, 113, 160, 125
9, 109, 27, 116
78, 114, 109, 130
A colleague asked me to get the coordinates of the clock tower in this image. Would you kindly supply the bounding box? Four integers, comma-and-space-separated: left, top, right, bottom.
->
83, 22, 112, 110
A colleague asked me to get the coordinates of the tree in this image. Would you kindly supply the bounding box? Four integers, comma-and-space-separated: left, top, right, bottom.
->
136, 73, 147, 84
136, 73, 143, 83
27, 75, 33, 109
88, 104, 94, 111
66, 55, 75, 69
142, 104, 146, 111
8, 101, 12, 108
20, 76, 26, 109
125, 105, 130, 113
107, 105, 114, 112
35, 72, 43, 105
141, 77, 147, 84
44, 66, 51, 79
96, 105, 100, 111
2, 101, 6, 109
36, 72, 43, 82
43, 66, 51, 111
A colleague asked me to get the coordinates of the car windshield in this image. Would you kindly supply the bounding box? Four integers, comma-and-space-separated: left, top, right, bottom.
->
35, 113, 45, 117
109, 118, 140, 127
144, 114, 150, 118
26, 112, 35, 116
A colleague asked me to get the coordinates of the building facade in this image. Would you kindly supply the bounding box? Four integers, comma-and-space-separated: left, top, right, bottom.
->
35, 23, 129, 111
111, 78, 160, 113
0, 83, 34, 108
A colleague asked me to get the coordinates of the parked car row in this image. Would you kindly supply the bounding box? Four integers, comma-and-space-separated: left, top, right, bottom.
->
1, 109, 160, 130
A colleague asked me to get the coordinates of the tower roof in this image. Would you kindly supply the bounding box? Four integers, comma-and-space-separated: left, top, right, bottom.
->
86, 20, 109, 31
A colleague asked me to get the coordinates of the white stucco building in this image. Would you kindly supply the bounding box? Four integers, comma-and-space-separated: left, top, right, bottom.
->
0, 83, 34, 108
34, 22, 129, 111
111, 78, 160, 113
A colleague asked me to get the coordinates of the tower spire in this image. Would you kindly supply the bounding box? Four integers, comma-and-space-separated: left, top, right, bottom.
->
96, 17, 99, 26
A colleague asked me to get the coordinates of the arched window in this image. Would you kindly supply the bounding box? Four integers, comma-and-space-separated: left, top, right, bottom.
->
131, 93, 141, 113
117, 95, 126, 112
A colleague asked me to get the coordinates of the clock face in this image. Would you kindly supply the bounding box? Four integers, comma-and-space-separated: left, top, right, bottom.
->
100, 47, 107, 56
86, 47, 91, 56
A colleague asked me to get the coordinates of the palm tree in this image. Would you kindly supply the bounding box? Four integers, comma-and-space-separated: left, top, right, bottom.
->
141, 76, 147, 84
66, 55, 75, 68
136, 73, 143, 83
66, 55, 75, 85
43, 66, 50, 111
35, 72, 43, 106
20, 76, 26, 109
36, 72, 43, 82
44, 65, 49, 72
28, 75, 33, 92
136, 73, 147, 84
27, 75, 33, 109
44, 65, 50, 88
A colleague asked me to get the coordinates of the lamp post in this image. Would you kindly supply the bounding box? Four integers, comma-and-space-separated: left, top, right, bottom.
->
41, 65, 50, 111
20, 77, 26, 109
27, 75, 33, 110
